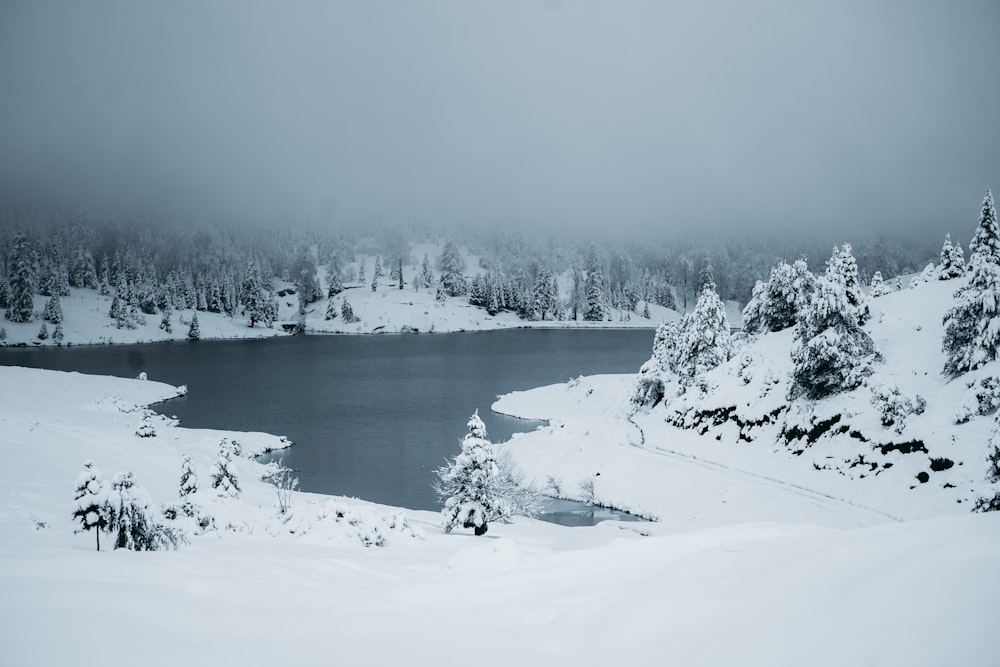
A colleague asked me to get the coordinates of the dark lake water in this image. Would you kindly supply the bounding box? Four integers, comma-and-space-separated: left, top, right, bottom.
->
1, 329, 653, 524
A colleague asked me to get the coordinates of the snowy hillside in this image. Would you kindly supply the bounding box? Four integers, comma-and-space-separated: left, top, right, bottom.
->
1, 364, 998, 666
0, 240, 672, 347
495, 278, 998, 522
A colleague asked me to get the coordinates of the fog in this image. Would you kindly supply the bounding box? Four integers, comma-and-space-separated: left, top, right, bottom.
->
1, 0, 997, 239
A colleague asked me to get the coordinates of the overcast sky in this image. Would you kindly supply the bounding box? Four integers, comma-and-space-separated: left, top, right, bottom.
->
0, 0, 997, 239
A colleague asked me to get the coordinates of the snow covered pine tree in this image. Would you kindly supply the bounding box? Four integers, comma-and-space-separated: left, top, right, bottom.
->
72, 460, 108, 551
436, 411, 511, 536
943, 189, 1000, 375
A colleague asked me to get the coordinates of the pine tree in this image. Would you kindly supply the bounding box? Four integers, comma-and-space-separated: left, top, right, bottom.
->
742, 259, 815, 334
943, 189, 1000, 375
826, 244, 869, 324
210, 439, 240, 496
632, 319, 681, 407
53, 322, 64, 344
438, 241, 467, 297
790, 276, 879, 398
341, 298, 359, 323
160, 305, 173, 333
419, 253, 434, 289
583, 269, 607, 322
435, 411, 511, 536
674, 281, 731, 384
104, 472, 180, 550
6, 232, 35, 323
357, 262, 366, 284
326, 263, 344, 298
179, 454, 198, 497
37, 322, 48, 340
187, 312, 200, 341
240, 260, 273, 328
324, 296, 339, 320
938, 234, 965, 280
869, 271, 890, 298
42, 293, 63, 324
72, 460, 108, 551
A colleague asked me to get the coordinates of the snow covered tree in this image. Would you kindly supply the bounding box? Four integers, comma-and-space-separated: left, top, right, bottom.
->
943, 189, 1000, 375
160, 305, 173, 333
37, 322, 48, 340
371, 256, 383, 292
790, 275, 879, 399
435, 411, 510, 536
742, 259, 815, 334
326, 263, 344, 297
187, 312, 200, 341
42, 293, 63, 324
179, 455, 198, 497
869, 271, 890, 298
632, 319, 682, 408
438, 240, 467, 297
53, 322, 64, 344
357, 262, 366, 285
240, 260, 274, 328
72, 460, 108, 551
674, 281, 731, 384
324, 295, 338, 320
826, 244, 869, 324
105, 471, 181, 551
419, 253, 434, 289
292, 244, 323, 304
532, 269, 560, 320
6, 232, 35, 323
210, 439, 240, 496
341, 298, 359, 323
938, 234, 966, 280
975, 422, 1000, 512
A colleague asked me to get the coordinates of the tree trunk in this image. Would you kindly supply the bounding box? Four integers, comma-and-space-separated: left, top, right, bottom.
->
96, 529, 100, 552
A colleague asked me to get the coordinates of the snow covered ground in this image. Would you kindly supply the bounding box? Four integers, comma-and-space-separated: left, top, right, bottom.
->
2, 335, 999, 665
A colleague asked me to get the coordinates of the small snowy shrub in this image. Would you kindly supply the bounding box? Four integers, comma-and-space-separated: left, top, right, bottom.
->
210, 438, 241, 497
954, 377, 1000, 423
135, 418, 156, 438
265, 461, 299, 515
869, 383, 926, 433
178, 454, 198, 497
974, 424, 1000, 512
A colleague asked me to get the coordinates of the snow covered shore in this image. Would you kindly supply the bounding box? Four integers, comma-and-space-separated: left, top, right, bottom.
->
2, 359, 998, 666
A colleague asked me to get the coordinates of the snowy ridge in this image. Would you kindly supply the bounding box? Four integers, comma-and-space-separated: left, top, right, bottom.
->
495, 278, 997, 524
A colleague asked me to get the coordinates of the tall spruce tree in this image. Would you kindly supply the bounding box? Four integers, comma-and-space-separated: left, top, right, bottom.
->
438, 241, 467, 297
826, 244, 869, 325
943, 189, 1000, 375
6, 232, 35, 323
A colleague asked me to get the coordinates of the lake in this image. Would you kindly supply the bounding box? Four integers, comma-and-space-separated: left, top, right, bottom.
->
1, 329, 654, 524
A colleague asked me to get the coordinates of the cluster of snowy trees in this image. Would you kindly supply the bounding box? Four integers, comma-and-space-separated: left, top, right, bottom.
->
72, 438, 249, 550
635, 189, 1000, 406
1, 204, 947, 340
72, 461, 185, 551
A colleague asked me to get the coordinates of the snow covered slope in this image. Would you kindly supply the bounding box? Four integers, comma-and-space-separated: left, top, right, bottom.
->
1, 365, 998, 666
495, 278, 998, 522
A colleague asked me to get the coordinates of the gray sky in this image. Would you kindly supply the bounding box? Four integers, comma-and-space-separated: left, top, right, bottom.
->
1, 0, 998, 239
